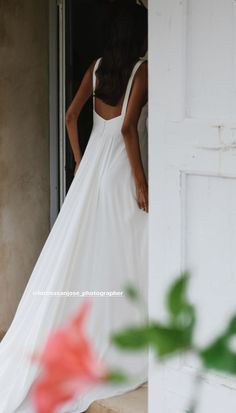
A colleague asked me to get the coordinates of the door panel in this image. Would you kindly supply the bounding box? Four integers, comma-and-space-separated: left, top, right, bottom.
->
149, 0, 236, 411
186, 0, 236, 119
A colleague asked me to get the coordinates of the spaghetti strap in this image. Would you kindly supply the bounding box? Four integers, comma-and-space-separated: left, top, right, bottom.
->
93, 57, 102, 107
121, 58, 147, 117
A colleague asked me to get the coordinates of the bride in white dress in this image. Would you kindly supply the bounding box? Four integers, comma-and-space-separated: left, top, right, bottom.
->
0, 4, 148, 412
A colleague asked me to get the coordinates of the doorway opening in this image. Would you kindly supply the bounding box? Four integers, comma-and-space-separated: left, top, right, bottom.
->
64, 0, 113, 192
49, 0, 148, 225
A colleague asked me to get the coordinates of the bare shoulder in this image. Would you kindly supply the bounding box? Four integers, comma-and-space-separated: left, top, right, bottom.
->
132, 60, 148, 99
135, 60, 148, 81
139, 59, 148, 71
122, 63, 148, 129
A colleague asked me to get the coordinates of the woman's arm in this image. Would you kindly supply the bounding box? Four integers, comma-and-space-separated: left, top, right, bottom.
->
65, 60, 96, 172
121, 61, 148, 212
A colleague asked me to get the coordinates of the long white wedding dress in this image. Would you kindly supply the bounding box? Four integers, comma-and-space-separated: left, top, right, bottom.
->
0, 57, 148, 413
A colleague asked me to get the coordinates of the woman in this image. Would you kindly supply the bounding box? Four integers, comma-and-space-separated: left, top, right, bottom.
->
66, 6, 148, 213
0, 3, 148, 413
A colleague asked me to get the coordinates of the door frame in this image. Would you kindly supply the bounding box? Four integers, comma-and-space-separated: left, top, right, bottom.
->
49, 0, 66, 227
57, 0, 67, 208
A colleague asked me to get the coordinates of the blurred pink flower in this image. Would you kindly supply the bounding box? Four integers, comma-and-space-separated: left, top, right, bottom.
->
30, 300, 107, 413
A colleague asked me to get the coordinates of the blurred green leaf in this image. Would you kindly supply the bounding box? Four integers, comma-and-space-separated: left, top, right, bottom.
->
110, 272, 236, 413
113, 274, 195, 357
148, 322, 192, 357
167, 273, 196, 342
111, 325, 150, 350
106, 369, 128, 383
167, 271, 190, 319
227, 315, 236, 335
200, 337, 236, 374
200, 315, 236, 374
112, 321, 193, 358
124, 284, 140, 301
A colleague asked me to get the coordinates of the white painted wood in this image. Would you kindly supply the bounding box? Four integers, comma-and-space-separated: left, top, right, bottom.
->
149, 0, 236, 411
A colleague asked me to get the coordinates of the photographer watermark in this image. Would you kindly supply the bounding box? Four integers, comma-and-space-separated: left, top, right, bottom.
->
32, 290, 124, 297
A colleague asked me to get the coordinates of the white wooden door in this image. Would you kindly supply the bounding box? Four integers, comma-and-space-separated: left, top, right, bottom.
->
149, 0, 236, 412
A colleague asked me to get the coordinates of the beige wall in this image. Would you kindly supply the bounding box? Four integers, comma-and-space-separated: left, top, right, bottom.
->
0, 0, 50, 331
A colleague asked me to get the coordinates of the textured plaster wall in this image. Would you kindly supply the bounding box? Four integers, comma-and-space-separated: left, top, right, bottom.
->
0, 0, 50, 331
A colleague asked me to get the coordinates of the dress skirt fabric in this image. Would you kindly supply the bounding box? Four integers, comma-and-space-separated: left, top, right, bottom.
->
0, 57, 148, 413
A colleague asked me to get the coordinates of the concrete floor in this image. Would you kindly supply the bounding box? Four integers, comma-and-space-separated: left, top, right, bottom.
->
86, 382, 147, 413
